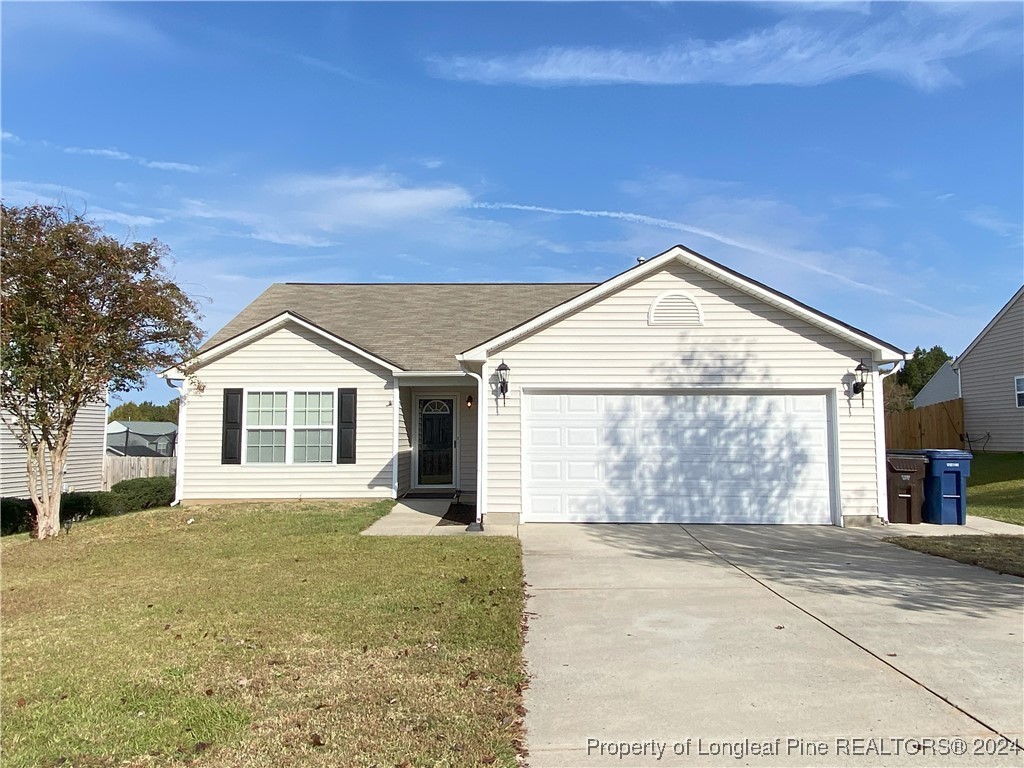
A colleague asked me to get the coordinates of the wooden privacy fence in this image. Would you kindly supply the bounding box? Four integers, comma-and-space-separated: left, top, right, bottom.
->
885, 398, 964, 450
103, 456, 175, 491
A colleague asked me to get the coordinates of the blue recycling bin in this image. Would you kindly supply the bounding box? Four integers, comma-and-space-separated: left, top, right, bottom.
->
922, 449, 973, 525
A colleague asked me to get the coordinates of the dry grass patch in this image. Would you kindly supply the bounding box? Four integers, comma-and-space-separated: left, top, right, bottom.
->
886, 535, 1024, 578
2, 501, 525, 767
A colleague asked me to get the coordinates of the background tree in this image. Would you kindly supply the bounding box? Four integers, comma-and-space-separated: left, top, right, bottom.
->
109, 398, 180, 424
1, 203, 202, 539
896, 345, 952, 396
883, 378, 915, 413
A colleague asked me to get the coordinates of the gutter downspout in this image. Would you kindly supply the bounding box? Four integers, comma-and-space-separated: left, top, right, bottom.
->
873, 359, 906, 524
166, 378, 187, 507
459, 361, 486, 532
391, 378, 399, 500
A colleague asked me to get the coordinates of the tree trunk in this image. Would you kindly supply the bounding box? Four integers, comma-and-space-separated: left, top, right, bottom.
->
27, 438, 69, 540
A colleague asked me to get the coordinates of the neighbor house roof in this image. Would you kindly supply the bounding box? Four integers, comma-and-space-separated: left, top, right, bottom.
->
199, 283, 597, 371
106, 421, 178, 435
952, 285, 1024, 369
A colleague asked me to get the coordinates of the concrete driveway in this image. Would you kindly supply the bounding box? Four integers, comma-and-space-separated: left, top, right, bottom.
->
521, 525, 1024, 767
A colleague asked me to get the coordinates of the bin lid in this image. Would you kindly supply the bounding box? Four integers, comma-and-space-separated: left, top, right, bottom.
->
923, 449, 973, 460
886, 450, 929, 459
887, 458, 927, 472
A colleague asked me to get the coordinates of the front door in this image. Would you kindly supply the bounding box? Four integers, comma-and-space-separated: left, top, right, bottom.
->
418, 398, 454, 486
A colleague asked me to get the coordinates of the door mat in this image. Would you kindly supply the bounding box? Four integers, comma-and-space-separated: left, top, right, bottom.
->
403, 491, 456, 500
437, 503, 476, 526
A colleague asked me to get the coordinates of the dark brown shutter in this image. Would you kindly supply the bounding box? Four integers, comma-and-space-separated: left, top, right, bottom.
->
337, 388, 357, 464
221, 388, 243, 464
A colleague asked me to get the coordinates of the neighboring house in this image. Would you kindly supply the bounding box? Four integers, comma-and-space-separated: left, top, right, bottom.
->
105, 421, 178, 457
912, 360, 960, 408
952, 285, 1024, 453
163, 245, 906, 526
0, 401, 107, 498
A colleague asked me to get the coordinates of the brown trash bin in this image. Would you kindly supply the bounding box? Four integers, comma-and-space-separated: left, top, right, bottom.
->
886, 452, 929, 524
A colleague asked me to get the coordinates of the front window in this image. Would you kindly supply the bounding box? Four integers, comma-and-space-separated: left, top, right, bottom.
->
245, 391, 334, 463
1015, 376, 1024, 408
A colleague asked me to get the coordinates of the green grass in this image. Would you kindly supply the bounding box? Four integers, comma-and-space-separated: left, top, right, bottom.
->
967, 452, 1024, 525
886, 535, 1024, 578
1, 501, 525, 767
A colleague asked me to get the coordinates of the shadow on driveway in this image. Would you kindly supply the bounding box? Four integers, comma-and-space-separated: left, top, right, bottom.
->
580, 524, 1023, 619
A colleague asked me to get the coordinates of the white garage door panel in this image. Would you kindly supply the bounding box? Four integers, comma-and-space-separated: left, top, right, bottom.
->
523, 392, 834, 524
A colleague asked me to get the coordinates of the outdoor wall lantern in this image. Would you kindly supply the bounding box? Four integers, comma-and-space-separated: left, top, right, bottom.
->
496, 360, 511, 404
466, 394, 474, 409
853, 362, 869, 396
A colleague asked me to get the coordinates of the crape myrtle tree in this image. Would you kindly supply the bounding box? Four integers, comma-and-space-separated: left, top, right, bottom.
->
1, 202, 203, 539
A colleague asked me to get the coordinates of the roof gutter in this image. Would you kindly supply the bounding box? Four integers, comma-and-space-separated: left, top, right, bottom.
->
872, 357, 907, 525
165, 377, 187, 507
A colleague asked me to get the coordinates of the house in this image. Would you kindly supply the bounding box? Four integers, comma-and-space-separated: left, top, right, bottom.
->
0, 401, 107, 498
912, 360, 960, 408
163, 245, 906, 527
106, 421, 178, 457
952, 285, 1024, 453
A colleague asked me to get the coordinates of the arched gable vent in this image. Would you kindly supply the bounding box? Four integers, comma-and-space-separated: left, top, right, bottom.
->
648, 291, 704, 327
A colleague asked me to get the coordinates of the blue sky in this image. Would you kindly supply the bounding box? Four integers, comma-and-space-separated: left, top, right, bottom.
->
3, 1, 1022, 407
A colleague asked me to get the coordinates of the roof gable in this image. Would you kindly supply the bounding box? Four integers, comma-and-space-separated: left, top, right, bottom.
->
196, 283, 596, 372
952, 286, 1024, 369
459, 245, 905, 362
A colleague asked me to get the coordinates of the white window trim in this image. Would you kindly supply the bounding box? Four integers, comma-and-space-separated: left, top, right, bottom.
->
1015, 376, 1024, 409
241, 387, 339, 466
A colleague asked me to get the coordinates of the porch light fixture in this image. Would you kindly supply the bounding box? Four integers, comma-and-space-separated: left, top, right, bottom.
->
466, 394, 474, 409
496, 360, 510, 404
853, 362, 869, 396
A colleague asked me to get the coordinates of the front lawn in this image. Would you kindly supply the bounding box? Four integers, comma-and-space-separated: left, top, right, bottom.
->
1, 501, 525, 767
886, 535, 1024, 578
967, 452, 1024, 526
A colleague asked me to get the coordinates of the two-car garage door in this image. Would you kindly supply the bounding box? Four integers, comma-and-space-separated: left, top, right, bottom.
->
522, 392, 835, 524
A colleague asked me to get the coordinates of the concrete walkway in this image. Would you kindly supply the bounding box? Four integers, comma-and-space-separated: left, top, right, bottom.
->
361, 500, 519, 537
522, 524, 1024, 767
858, 516, 1024, 539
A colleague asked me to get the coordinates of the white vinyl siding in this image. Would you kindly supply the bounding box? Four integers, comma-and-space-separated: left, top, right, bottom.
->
182, 323, 394, 500
486, 261, 881, 522
1, 400, 107, 498
397, 387, 413, 495
958, 292, 1024, 452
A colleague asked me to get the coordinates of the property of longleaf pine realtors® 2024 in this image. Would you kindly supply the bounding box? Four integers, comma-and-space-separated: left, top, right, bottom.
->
584, 737, 1020, 760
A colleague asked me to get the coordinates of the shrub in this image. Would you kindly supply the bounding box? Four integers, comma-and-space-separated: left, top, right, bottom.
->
111, 476, 175, 510
1, 490, 134, 536
1, 497, 34, 536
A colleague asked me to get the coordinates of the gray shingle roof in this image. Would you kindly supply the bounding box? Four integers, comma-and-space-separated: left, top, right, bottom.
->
201, 283, 598, 371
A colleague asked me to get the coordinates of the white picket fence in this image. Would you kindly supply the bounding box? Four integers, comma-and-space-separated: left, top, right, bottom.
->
103, 456, 175, 491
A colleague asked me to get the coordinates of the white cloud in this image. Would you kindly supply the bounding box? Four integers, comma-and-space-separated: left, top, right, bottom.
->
964, 207, 1020, 238
1, 131, 22, 144
88, 207, 164, 228
830, 193, 896, 210
430, 5, 1019, 90
2, 3, 175, 67
473, 201, 955, 317
141, 160, 202, 173
175, 172, 472, 248
1, 180, 91, 205
65, 145, 203, 173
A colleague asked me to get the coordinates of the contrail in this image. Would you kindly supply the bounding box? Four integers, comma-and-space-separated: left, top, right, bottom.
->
472, 201, 955, 318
